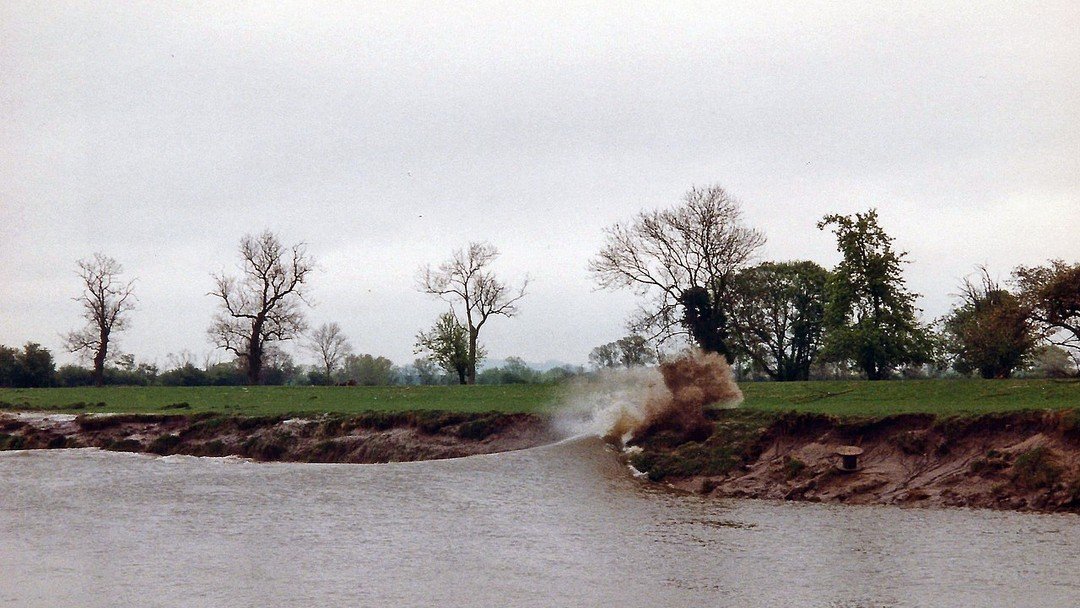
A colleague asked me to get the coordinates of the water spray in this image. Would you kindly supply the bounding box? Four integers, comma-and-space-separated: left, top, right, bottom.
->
556, 349, 743, 446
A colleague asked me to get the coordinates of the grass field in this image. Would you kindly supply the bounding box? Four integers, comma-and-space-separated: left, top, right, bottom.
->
740, 378, 1080, 416
1, 378, 1079, 417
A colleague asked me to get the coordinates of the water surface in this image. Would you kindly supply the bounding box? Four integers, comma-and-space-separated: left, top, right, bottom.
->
1, 440, 1077, 607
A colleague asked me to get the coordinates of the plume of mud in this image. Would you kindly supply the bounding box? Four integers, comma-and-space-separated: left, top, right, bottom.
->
555, 349, 742, 445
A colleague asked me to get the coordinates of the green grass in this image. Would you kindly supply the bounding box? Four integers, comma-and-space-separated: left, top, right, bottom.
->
0, 384, 562, 416
739, 378, 1080, 416
1, 378, 1078, 417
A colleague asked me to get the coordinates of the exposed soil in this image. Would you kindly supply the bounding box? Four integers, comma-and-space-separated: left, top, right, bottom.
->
5, 405, 1079, 513
0, 410, 558, 463
629, 409, 1080, 513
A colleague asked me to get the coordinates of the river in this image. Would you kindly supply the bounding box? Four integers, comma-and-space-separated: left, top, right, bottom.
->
1, 438, 1077, 607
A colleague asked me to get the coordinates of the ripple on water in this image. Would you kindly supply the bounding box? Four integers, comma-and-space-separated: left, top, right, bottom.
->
0, 443, 1077, 608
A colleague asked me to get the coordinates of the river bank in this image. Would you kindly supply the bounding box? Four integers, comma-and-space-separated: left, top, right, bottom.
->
628, 408, 1080, 513
4, 407, 1080, 513
0, 410, 557, 463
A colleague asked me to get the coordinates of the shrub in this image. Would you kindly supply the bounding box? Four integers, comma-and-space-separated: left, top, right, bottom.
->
159, 402, 191, 410
1011, 447, 1062, 489
0, 433, 26, 450
784, 456, 807, 480
970, 456, 1008, 476
148, 434, 182, 455
893, 430, 931, 455
455, 415, 508, 441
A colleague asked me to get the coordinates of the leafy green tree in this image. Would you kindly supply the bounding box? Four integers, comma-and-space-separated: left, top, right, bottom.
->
1026, 345, 1076, 378
588, 342, 619, 369
589, 185, 765, 361
341, 353, 396, 386
411, 357, 446, 385
205, 362, 245, 385
0, 345, 17, 387
415, 312, 478, 385
678, 284, 734, 358
13, 342, 55, 388
729, 261, 830, 381
159, 363, 208, 386
56, 365, 93, 387
477, 356, 539, 384
943, 269, 1035, 379
589, 335, 657, 369
817, 210, 932, 380
1013, 260, 1080, 366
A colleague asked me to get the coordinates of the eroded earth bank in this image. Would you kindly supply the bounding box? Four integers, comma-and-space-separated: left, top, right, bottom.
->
3, 405, 1080, 514
629, 408, 1080, 513
0, 410, 558, 463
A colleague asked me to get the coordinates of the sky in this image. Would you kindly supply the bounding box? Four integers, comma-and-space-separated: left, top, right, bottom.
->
2, 1, 1078, 370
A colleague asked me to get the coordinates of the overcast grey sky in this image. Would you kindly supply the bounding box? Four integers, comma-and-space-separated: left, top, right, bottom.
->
2, 1, 1078, 369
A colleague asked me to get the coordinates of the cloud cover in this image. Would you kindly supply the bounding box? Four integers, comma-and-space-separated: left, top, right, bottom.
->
2, 1, 1078, 367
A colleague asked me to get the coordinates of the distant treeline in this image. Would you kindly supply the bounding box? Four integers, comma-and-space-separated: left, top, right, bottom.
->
0, 343, 585, 389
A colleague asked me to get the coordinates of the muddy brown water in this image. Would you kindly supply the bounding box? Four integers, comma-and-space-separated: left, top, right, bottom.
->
1, 438, 1078, 607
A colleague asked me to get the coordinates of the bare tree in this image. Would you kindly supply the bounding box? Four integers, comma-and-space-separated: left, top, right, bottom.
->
306, 322, 352, 385
208, 230, 314, 385
588, 185, 765, 360
64, 253, 136, 386
418, 242, 527, 384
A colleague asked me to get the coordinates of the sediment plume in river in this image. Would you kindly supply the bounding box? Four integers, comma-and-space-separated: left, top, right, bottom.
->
558, 349, 743, 444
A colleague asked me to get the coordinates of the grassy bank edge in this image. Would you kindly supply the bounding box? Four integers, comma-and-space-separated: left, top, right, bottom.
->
2, 378, 1079, 418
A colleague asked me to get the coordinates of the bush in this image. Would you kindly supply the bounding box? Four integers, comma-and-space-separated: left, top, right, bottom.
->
0, 433, 26, 450
970, 455, 1008, 475
455, 415, 504, 441
1011, 447, 1062, 489
56, 365, 94, 387
148, 434, 182, 455
784, 455, 807, 479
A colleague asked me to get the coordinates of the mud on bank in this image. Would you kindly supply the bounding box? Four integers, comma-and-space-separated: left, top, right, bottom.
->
0, 410, 558, 463
628, 409, 1080, 513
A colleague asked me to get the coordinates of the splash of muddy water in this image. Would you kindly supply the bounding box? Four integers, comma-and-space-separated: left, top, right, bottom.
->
557, 349, 742, 444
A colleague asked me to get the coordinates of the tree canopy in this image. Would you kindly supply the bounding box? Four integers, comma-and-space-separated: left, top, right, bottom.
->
64, 253, 136, 386
943, 269, 1035, 379
729, 261, 829, 381
415, 312, 476, 385
305, 322, 352, 385
588, 334, 657, 369
208, 230, 314, 385
818, 210, 931, 380
1013, 260, 1080, 369
589, 185, 765, 360
419, 242, 526, 384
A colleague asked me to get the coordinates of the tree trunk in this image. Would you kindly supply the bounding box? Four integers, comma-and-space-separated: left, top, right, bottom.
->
246, 320, 263, 385
92, 329, 108, 387
466, 329, 478, 385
